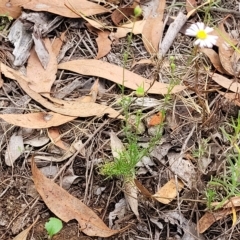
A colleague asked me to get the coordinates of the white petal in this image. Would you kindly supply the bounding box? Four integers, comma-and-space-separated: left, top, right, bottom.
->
205, 26, 214, 33
196, 22, 204, 30
186, 29, 197, 36
199, 40, 206, 48
190, 24, 199, 32
205, 40, 213, 48
208, 35, 218, 45
194, 39, 201, 46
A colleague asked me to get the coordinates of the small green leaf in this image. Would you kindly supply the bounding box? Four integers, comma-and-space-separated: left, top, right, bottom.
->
45, 217, 63, 238
135, 84, 145, 97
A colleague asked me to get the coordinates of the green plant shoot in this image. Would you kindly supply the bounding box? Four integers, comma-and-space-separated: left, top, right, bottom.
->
45, 217, 63, 239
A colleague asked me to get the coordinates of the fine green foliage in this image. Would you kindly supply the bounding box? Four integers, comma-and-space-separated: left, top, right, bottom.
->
45, 217, 63, 239
206, 112, 240, 209
100, 56, 178, 179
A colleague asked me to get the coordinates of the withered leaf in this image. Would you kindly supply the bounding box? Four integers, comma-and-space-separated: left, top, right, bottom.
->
58, 59, 185, 95
0, 0, 21, 19
0, 112, 76, 129
1, 63, 122, 119
31, 159, 119, 237
17, 0, 109, 18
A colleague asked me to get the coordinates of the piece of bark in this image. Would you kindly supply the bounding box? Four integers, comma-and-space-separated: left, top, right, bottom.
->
159, 12, 187, 58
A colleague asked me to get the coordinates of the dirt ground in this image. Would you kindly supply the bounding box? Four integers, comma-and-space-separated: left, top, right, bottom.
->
1, 0, 240, 239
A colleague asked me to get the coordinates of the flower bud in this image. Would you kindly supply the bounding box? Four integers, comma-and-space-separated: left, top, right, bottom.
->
134, 5, 142, 17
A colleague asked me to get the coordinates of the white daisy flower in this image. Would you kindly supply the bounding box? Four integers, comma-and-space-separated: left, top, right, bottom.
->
185, 22, 218, 48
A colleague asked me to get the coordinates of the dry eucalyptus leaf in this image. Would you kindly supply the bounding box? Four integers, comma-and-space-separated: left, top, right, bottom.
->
168, 152, 196, 188
26, 38, 57, 92
110, 131, 125, 159
197, 208, 240, 233
48, 127, 68, 151
216, 22, 238, 75
153, 178, 184, 204
109, 198, 126, 228
73, 140, 86, 156
211, 196, 240, 209
211, 72, 240, 93
142, 17, 163, 54
17, 0, 109, 18
32, 29, 50, 69
32, 151, 73, 163
52, 31, 66, 57
24, 136, 50, 147
12, 216, 39, 240
200, 48, 227, 74
5, 132, 24, 167
31, 159, 119, 237
218, 91, 240, 107
0, 0, 21, 19
95, 30, 112, 59
0, 112, 76, 129
58, 59, 185, 95
1, 63, 122, 119
111, 20, 146, 39
62, 167, 80, 190
78, 78, 99, 103
111, 8, 134, 26
186, 0, 197, 13
40, 165, 59, 177
123, 180, 139, 219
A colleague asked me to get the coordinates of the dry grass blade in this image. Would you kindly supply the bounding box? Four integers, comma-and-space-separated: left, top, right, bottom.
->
31, 159, 119, 237
58, 59, 185, 94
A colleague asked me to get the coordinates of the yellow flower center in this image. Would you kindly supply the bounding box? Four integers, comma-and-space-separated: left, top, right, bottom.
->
196, 30, 207, 40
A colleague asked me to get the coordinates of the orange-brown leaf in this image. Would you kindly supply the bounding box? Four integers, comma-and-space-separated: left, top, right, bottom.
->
148, 112, 165, 127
